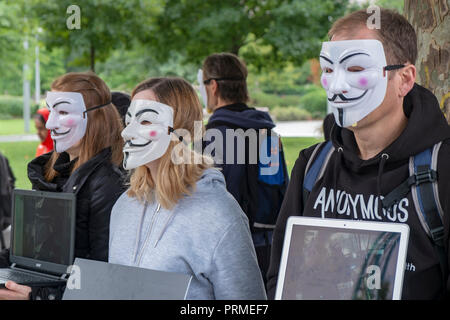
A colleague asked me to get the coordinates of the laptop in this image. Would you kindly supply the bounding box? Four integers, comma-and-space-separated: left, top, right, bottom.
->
275, 217, 410, 300
0, 189, 76, 288
62, 258, 193, 300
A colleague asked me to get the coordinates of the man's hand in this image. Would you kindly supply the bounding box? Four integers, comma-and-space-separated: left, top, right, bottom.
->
0, 281, 31, 300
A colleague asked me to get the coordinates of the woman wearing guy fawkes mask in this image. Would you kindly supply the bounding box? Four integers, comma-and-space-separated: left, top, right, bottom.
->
108, 77, 266, 299
0, 72, 126, 300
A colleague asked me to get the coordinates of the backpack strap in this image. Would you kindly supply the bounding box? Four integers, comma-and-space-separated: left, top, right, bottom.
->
410, 142, 444, 241
302, 141, 334, 211
410, 142, 448, 294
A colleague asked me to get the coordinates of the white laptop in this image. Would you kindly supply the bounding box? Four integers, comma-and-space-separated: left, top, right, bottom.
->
275, 217, 409, 300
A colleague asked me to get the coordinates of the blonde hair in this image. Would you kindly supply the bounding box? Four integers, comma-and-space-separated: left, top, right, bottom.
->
127, 77, 213, 209
44, 72, 124, 181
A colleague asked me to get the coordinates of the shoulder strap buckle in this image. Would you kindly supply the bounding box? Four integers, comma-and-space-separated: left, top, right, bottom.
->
414, 168, 437, 185
430, 226, 445, 244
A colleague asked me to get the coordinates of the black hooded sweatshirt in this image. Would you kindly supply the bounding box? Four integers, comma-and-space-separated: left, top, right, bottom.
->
266, 84, 450, 300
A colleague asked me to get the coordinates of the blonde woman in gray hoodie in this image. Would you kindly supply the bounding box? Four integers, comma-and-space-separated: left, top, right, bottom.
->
108, 77, 267, 300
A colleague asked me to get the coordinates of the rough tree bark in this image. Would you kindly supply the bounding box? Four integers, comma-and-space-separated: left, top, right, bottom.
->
90, 43, 96, 73
404, 0, 449, 122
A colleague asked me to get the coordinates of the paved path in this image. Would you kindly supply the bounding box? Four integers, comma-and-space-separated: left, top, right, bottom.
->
0, 120, 324, 142
273, 120, 323, 138
0, 134, 39, 143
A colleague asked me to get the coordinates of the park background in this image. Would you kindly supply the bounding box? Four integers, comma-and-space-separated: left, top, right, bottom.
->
0, 0, 447, 190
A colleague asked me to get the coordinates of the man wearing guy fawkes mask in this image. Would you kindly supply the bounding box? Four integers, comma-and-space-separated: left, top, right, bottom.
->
199, 53, 290, 286
267, 9, 450, 300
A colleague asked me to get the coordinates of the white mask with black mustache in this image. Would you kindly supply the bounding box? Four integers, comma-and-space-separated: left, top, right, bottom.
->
320, 39, 403, 128
122, 99, 174, 170
45, 92, 88, 153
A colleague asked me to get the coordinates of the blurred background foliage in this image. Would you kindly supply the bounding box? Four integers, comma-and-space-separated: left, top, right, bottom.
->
0, 0, 404, 121
0, 0, 405, 189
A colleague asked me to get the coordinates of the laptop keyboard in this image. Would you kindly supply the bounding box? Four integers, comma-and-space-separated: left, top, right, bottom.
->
0, 269, 59, 285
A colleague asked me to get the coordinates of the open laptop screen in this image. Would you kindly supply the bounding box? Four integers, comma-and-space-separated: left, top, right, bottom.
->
12, 192, 74, 266
281, 224, 402, 300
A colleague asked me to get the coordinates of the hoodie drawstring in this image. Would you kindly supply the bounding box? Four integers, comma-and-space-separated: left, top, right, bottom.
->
377, 153, 389, 217
333, 147, 344, 192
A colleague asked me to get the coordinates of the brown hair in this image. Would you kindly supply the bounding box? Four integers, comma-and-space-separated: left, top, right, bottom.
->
44, 72, 124, 181
328, 8, 417, 65
127, 77, 213, 209
202, 53, 249, 103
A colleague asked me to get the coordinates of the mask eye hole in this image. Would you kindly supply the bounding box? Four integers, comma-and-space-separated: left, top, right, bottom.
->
59, 111, 68, 116
324, 67, 333, 74
347, 66, 365, 72
140, 120, 152, 126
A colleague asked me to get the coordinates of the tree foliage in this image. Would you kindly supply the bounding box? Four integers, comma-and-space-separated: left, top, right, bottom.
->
0, 1, 28, 95
0, 0, 364, 98
28, 0, 159, 71
152, 0, 350, 68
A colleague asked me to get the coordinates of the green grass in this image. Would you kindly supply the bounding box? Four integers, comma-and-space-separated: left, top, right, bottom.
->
0, 137, 322, 191
281, 137, 323, 174
0, 119, 36, 135
0, 141, 37, 190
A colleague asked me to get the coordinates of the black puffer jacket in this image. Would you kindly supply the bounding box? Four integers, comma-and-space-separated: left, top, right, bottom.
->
27, 147, 126, 261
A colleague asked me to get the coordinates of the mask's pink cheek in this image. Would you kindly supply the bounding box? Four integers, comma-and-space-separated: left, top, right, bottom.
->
60, 117, 77, 127
358, 77, 368, 87
149, 131, 157, 138
322, 78, 328, 87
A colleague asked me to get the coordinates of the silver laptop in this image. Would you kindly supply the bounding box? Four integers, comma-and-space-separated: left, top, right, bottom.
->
275, 217, 409, 300
63, 258, 192, 300
0, 189, 76, 288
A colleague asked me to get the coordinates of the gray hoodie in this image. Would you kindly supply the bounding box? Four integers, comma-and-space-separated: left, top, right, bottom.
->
109, 168, 267, 300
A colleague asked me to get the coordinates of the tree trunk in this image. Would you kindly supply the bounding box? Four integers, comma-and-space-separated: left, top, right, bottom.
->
230, 43, 241, 56
308, 58, 321, 86
404, 0, 450, 123
90, 44, 95, 72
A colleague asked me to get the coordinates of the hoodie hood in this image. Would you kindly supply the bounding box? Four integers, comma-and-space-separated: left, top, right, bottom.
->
35, 108, 54, 157
207, 103, 275, 130
331, 83, 450, 171
195, 167, 227, 191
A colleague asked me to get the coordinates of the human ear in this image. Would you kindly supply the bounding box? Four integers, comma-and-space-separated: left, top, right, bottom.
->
211, 79, 218, 97
398, 64, 416, 97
